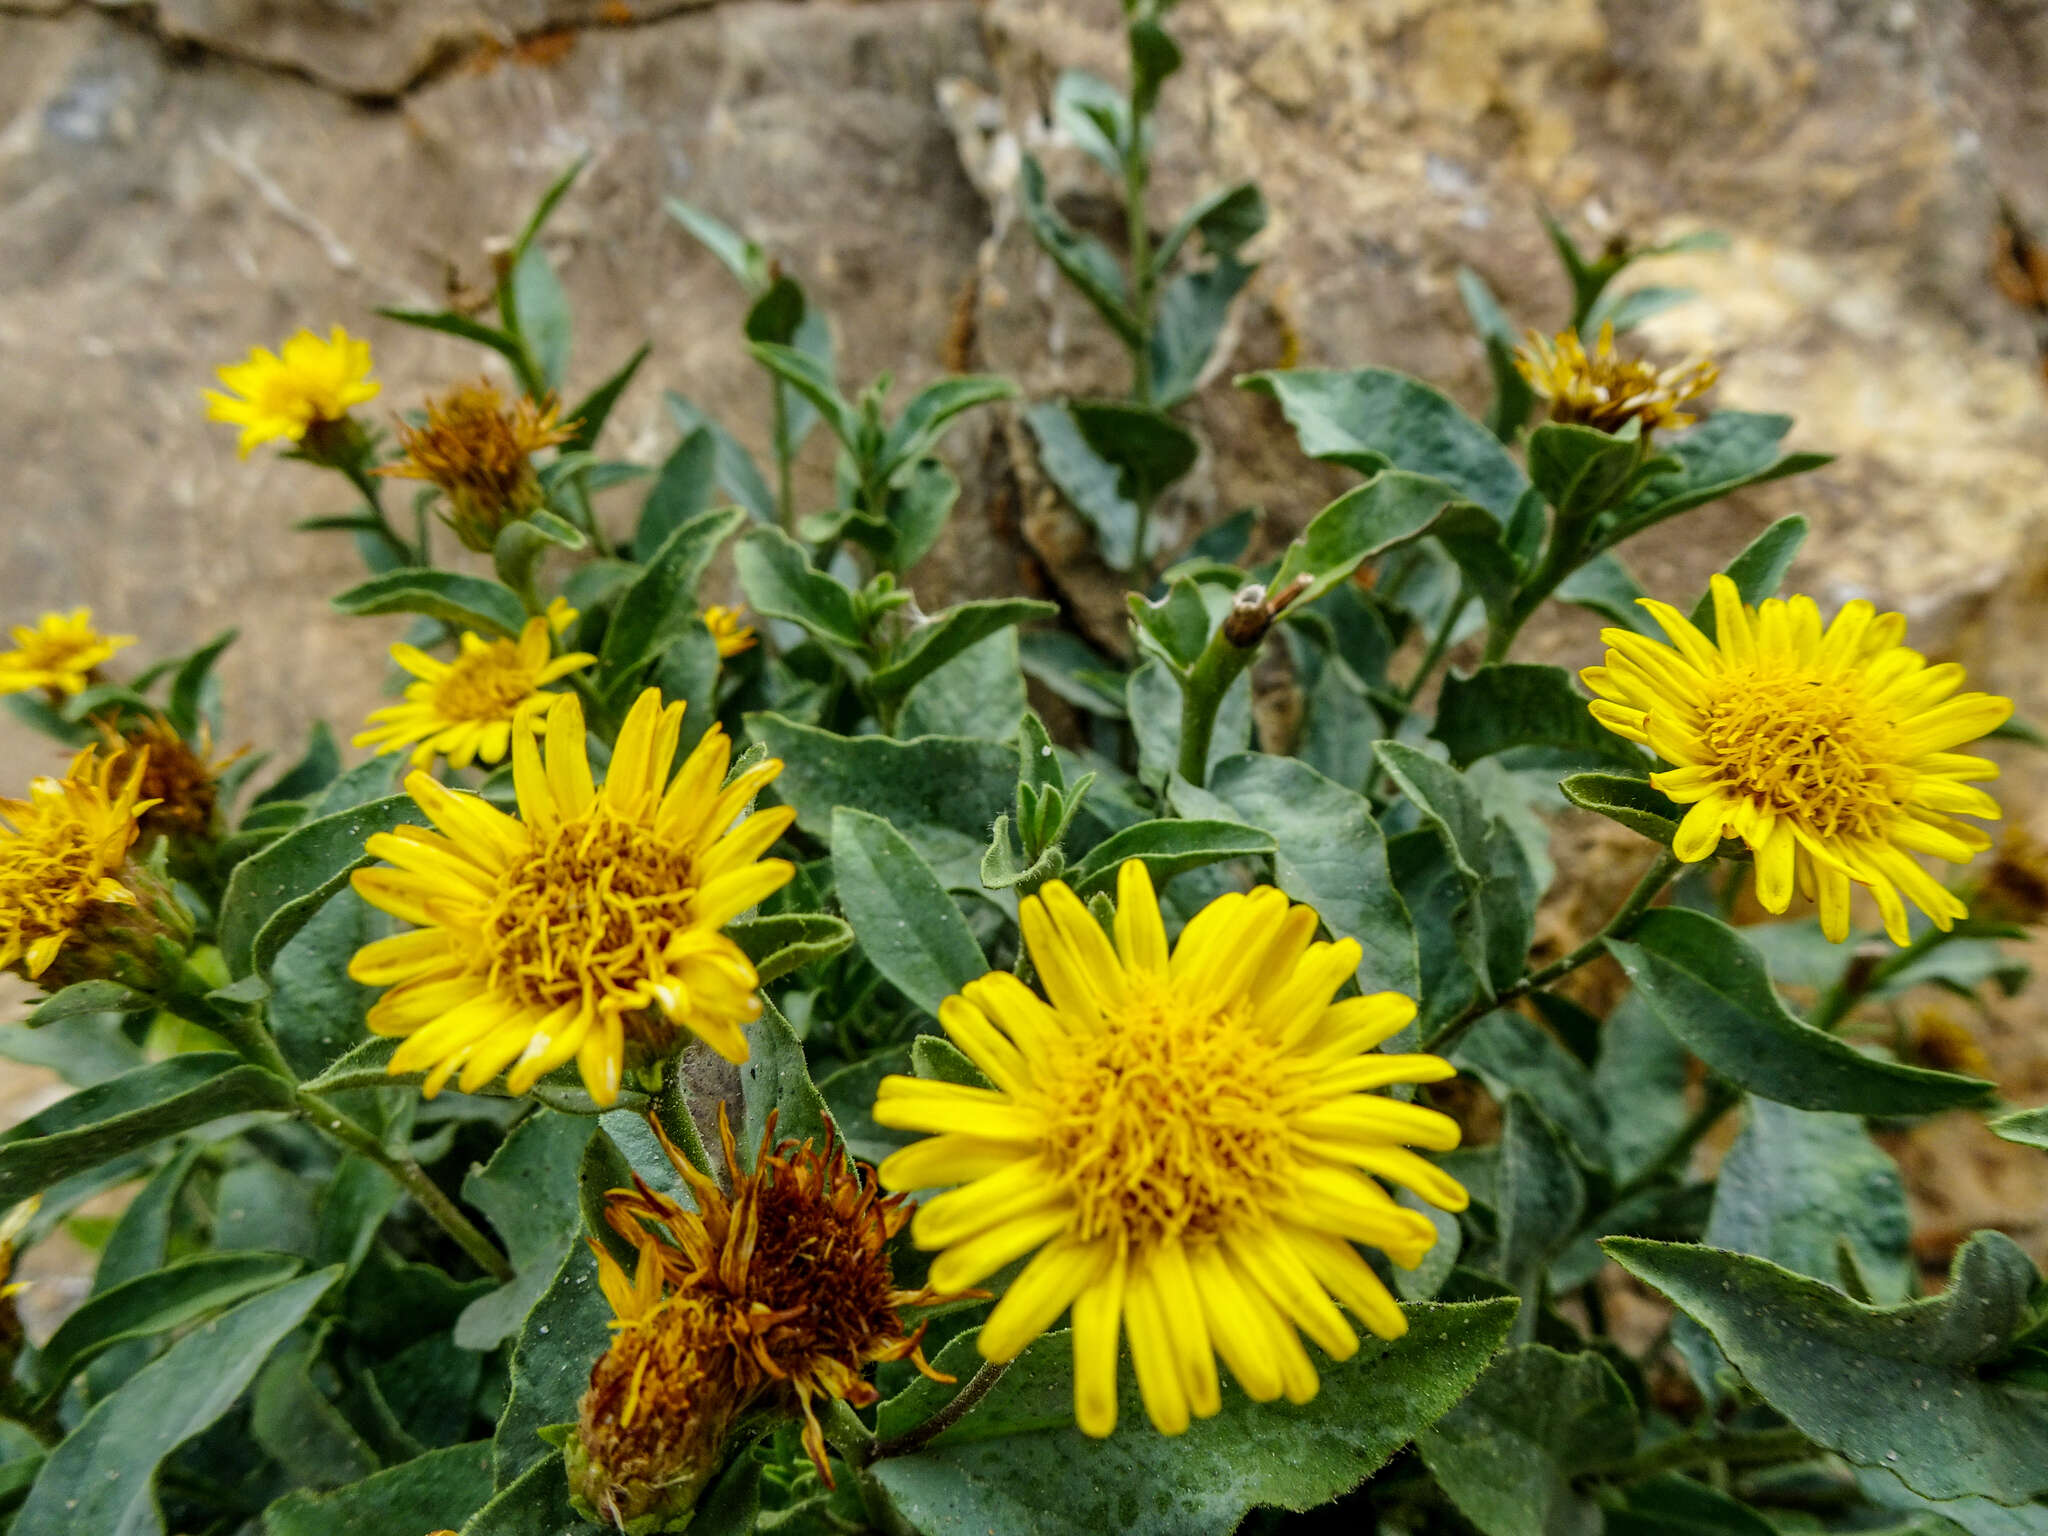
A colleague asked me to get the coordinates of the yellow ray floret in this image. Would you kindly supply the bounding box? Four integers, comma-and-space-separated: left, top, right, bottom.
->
1583, 573, 2012, 945
204, 326, 379, 457
702, 605, 757, 660
872, 861, 1466, 1438
0, 746, 155, 981
347, 688, 796, 1105
353, 615, 595, 771
0, 609, 134, 698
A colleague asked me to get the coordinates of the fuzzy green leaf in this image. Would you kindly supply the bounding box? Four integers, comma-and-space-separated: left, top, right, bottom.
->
331, 571, 526, 641
1432, 663, 1642, 770
1064, 818, 1275, 899
833, 808, 988, 1018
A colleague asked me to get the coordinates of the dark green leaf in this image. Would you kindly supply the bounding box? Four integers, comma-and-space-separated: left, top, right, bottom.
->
562, 343, 649, 454
491, 1243, 610, 1487
1451, 1011, 1607, 1167
869, 599, 1058, 707
1854, 1465, 2048, 1536
901, 627, 1027, 741
218, 793, 420, 978
1558, 771, 1685, 846
268, 889, 384, 1080
1417, 1344, 1636, 1536
734, 526, 867, 652
253, 1331, 380, 1489
1018, 631, 1129, 720
1157, 182, 1268, 270
727, 913, 855, 984
1496, 1094, 1587, 1315
664, 197, 769, 292
166, 628, 236, 739
1621, 413, 1832, 533
1051, 69, 1127, 177
509, 244, 571, 392
1592, 993, 1692, 1182
1027, 401, 1142, 570
1018, 156, 1140, 345
880, 375, 1019, 481
13, 1268, 338, 1536
25, 980, 147, 1027
1432, 664, 1641, 770
635, 427, 718, 561
1271, 471, 1473, 606
1241, 368, 1529, 519
871, 1302, 1518, 1536
1554, 551, 1657, 635
377, 309, 529, 377
746, 342, 859, 451
912, 1034, 989, 1089
1689, 513, 1811, 634
1607, 1232, 2048, 1503
1150, 257, 1257, 408
1991, 1107, 2048, 1151
255, 720, 342, 808
1605, 1476, 1778, 1536
665, 392, 775, 523
262, 1442, 495, 1536
601, 505, 749, 693
832, 808, 987, 1018
1064, 818, 1275, 899
1526, 421, 1643, 523
332, 571, 526, 641
1455, 266, 1535, 442
1127, 579, 1212, 672
465, 1450, 578, 1535
1131, 657, 1250, 793
881, 456, 962, 574
1609, 909, 1994, 1115
1128, 16, 1182, 117
741, 998, 833, 1163
743, 274, 805, 345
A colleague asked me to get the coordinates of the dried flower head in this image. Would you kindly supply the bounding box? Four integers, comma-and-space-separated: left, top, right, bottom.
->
1971, 823, 2048, 928
379, 381, 575, 551
874, 861, 1466, 1437
107, 716, 240, 845
1515, 322, 1717, 435
205, 326, 381, 457
353, 615, 595, 771
572, 1107, 954, 1523
349, 688, 793, 1105
703, 605, 757, 660
0, 610, 133, 700
0, 745, 157, 984
1584, 574, 2012, 945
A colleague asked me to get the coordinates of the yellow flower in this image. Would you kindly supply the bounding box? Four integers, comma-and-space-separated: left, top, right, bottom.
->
0, 745, 155, 982
378, 381, 575, 552
1583, 574, 2012, 945
544, 597, 579, 637
873, 862, 1467, 1438
352, 616, 596, 771
1515, 322, 1717, 435
572, 1107, 955, 1521
204, 326, 380, 457
703, 605, 757, 659
0, 610, 134, 698
347, 688, 795, 1105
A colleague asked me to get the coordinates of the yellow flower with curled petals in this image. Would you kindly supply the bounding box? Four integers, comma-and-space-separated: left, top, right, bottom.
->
0, 610, 133, 698
204, 327, 380, 457
1583, 573, 2012, 945
703, 605, 756, 659
872, 861, 1467, 1438
353, 616, 595, 771
1516, 322, 1716, 436
347, 688, 795, 1105
0, 746, 155, 982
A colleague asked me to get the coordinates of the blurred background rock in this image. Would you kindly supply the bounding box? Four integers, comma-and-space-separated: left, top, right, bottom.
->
3, 0, 2047, 1306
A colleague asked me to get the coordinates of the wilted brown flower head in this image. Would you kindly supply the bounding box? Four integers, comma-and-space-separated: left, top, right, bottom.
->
105, 716, 239, 846
1515, 322, 1717, 436
1972, 823, 2048, 928
378, 381, 574, 552
571, 1106, 957, 1527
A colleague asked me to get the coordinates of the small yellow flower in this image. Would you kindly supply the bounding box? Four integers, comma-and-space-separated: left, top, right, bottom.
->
544, 597, 579, 637
204, 327, 380, 457
1583, 574, 2012, 945
703, 605, 756, 660
352, 616, 595, 771
873, 862, 1466, 1438
0, 746, 155, 982
348, 688, 795, 1105
378, 381, 575, 552
1515, 322, 1717, 435
0, 610, 133, 699
0, 1195, 39, 1301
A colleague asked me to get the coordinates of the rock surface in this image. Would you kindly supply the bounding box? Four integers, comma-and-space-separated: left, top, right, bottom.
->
3, 0, 2048, 1252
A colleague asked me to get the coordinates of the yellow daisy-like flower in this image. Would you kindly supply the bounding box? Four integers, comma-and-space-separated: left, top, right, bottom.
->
347, 687, 795, 1105
0, 609, 134, 698
703, 605, 757, 660
1583, 574, 2012, 945
872, 862, 1467, 1438
0, 745, 155, 981
352, 615, 596, 771
1515, 321, 1717, 435
204, 326, 380, 457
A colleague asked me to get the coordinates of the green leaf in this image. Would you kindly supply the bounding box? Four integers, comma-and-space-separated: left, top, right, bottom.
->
870, 599, 1058, 708
0, 1054, 293, 1208
871, 1301, 1518, 1536
1069, 399, 1200, 509
1430, 503, 1524, 632
562, 343, 649, 455
262, 1442, 496, 1536
1051, 69, 1128, 177
901, 627, 1028, 741
1587, 283, 1698, 336
166, 628, 236, 740
1593, 993, 1692, 1182
1854, 1466, 2048, 1536
1128, 15, 1182, 117
1607, 1232, 2048, 1504
1131, 656, 1248, 791
601, 504, 749, 696
1451, 1011, 1607, 1167
1271, 471, 1474, 607
1554, 551, 1658, 635
748, 713, 1016, 893
254, 720, 342, 808
741, 998, 833, 1162
1151, 257, 1257, 408
1196, 753, 1420, 997
881, 456, 962, 574
268, 889, 383, 1080
1605, 1476, 1778, 1536
1526, 421, 1643, 523
1127, 579, 1212, 674
880, 375, 1019, 481
253, 1330, 380, 1489
1690, 513, 1811, 634
464, 1451, 577, 1534
36, 1251, 303, 1401
1432, 664, 1642, 770
743, 273, 805, 346
1157, 182, 1268, 271
376, 308, 529, 377
1496, 1094, 1586, 1316
1608, 909, 1994, 1115
832, 808, 987, 1018
747, 341, 860, 452
665, 391, 776, 523
912, 1034, 990, 1089
25, 980, 148, 1027
635, 426, 718, 561
1241, 367, 1529, 519
1991, 1106, 2048, 1151
506, 155, 586, 274
1621, 413, 1832, 533
1027, 401, 1143, 570
1064, 818, 1275, 899
1455, 265, 1535, 442
491, 1245, 610, 1489
331, 571, 526, 641
1558, 771, 1686, 846
665, 196, 769, 292
218, 793, 421, 978
727, 913, 855, 984
12, 1268, 338, 1536
509, 243, 571, 392
1019, 631, 1129, 720
735, 525, 867, 652
1416, 1344, 1637, 1536
1018, 156, 1140, 345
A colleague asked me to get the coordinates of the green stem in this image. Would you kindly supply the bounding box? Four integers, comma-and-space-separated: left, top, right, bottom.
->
1612, 1077, 1740, 1202
1395, 590, 1469, 710
1811, 924, 1959, 1033
1587, 1425, 1814, 1485
340, 463, 420, 568
1175, 623, 1260, 789
772, 381, 796, 532
1423, 848, 1684, 1054
869, 1358, 1009, 1461
294, 1087, 514, 1282
1124, 141, 1155, 408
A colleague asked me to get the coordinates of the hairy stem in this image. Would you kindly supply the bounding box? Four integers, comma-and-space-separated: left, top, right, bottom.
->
869, 1358, 1010, 1462
1174, 623, 1259, 789
1588, 1425, 1814, 1485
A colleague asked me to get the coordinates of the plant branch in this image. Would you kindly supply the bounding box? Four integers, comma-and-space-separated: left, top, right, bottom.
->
869, 1357, 1009, 1462
1586, 1425, 1815, 1486
1612, 1077, 1741, 1203
1394, 590, 1468, 711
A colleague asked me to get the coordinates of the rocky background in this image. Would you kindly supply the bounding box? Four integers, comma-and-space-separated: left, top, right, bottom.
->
4, 0, 2048, 1321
